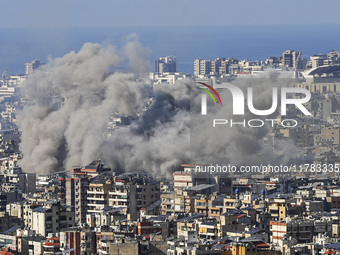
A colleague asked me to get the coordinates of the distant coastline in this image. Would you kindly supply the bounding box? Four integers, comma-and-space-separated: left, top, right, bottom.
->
0, 24, 339, 75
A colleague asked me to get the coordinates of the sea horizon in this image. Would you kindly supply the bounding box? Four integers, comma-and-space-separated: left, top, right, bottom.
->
0, 24, 339, 75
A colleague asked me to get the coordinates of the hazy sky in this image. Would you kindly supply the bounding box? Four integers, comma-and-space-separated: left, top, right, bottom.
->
0, 0, 340, 28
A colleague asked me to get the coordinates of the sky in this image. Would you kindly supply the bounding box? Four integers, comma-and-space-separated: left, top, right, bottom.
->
0, 0, 339, 75
0, 0, 340, 28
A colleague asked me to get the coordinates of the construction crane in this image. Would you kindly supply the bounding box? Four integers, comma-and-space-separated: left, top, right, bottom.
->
294, 51, 302, 79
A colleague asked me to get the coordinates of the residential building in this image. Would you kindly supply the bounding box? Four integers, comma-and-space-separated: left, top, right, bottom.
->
155, 56, 177, 73
25, 60, 43, 76
66, 175, 89, 225
194, 58, 211, 76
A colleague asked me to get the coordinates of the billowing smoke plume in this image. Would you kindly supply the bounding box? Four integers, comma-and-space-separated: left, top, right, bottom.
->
190, 72, 298, 167
18, 40, 192, 178
18, 39, 298, 178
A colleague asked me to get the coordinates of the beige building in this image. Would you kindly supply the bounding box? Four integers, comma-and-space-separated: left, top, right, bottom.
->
194, 194, 224, 218
87, 175, 113, 214
24, 202, 74, 237
279, 126, 314, 147
314, 127, 340, 145
194, 58, 211, 76
161, 189, 194, 215
108, 181, 160, 219
173, 171, 195, 190
310, 54, 328, 69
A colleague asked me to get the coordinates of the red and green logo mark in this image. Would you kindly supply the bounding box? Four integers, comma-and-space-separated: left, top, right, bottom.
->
197, 82, 223, 106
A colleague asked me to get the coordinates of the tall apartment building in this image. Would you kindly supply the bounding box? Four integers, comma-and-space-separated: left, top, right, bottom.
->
57, 177, 66, 204
161, 179, 216, 215
1, 167, 36, 194
23, 201, 75, 237
282, 50, 306, 70
65, 160, 111, 225
173, 170, 195, 190
194, 58, 211, 76
25, 60, 43, 76
108, 182, 160, 219
282, 50, 296, 68
66, 175, 89, 225
211, 58, 226, 75
194, 194, 224, 218
108, 183, 133, 212
60, 229, 96, 255
155, 56, 177, 73
161, 189, 195, 215
87, 173, 113, 214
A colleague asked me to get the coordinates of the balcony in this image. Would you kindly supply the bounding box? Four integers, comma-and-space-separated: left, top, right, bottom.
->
109, 190, 127, 195
108, 199, 128, 204
87, 203, 106, 208
87, 197, 105, 201
87, 190, 105, 194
